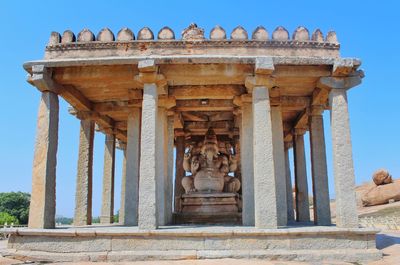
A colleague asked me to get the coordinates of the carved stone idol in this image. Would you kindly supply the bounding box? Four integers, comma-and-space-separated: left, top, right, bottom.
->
181, 128, 241, 193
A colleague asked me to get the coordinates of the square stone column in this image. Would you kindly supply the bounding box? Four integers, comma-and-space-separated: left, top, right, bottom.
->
138, 83, 159, 229
293, 129, 310, 222
73, 119, 94, 226
156, 107, 167, 226
240, 102, 255, 226
284, 145, 295, 221
309, 106, 331, 225
100, 134, 116, 224
165, 115, 174, 224
271, 106, 288, 226
119, 147, 127, 224
252, 86, 278, 228
330, 88, 358, 228
28, 91, 59, 229
120, 108, 140, 226
174, 135, 185, 211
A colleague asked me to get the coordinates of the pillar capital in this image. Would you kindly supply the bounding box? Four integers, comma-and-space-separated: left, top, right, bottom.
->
309, 105, 325, 116
28, 65, 60, 93
293, 128, 307, 136
116, 139, 127, 150
245, 75, 275, 93
284, 141, 293, 150
135, 60, 167, 94
317, 70, 364, 90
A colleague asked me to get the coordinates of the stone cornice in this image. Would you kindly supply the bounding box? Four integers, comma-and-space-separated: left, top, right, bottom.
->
24, 56, 361, 72
45, 39, 340, 52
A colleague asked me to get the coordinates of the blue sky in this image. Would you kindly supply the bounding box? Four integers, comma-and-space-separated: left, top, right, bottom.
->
0, 1, 399, 217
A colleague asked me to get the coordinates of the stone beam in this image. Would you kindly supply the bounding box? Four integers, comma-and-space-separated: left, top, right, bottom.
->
174, 113, 184, 129
93, 100, 142, 113
29, 65, 92, 111
176, 99, 235, 112
184, 121, 233, 131
181, 112, 209, 122
170, 85, 243, 100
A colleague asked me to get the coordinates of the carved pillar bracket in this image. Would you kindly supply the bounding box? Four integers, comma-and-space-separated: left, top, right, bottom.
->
28, 65, 61, 94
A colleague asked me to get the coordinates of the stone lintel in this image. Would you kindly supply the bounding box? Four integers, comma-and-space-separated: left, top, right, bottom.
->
317, 73, 363, 90
245, 75, 275, 93
255, 57, 274, 75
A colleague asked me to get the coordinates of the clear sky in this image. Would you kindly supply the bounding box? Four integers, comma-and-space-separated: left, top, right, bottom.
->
0, 1, 399, 218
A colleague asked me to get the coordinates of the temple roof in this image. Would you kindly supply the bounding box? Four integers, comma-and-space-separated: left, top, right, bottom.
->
23, 24, 364, 145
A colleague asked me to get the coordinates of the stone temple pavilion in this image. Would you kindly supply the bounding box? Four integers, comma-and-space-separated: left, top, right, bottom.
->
1, 24, 381, 262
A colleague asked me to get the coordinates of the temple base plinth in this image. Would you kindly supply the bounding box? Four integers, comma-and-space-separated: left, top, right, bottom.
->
175, 192, 241, 224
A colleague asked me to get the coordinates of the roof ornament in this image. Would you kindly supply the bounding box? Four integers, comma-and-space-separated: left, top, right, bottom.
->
182, 23, 205, 40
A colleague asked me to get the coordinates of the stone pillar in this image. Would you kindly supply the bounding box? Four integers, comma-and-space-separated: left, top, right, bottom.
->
138, 83, 159, 229
330, 88, 358, 228
240, 102, 254, 226
156, 107, 167, 226
100, 134, 116, 224
28, 92, 59, 229
119, 147, 127, 224
120, 108, 140, 226
293, 129, 310, 222
165, 115, 174, 224
271, 106, 288, 226
174, 135, 185, 211
284, 145, 295, 222
309, 105, 331, 225
252, 86, 278, 228
73, 119, 94, 226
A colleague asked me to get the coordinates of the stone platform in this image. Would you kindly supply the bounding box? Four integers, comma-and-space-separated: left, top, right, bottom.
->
0, 225, 381, 263
176, 193, 241, 224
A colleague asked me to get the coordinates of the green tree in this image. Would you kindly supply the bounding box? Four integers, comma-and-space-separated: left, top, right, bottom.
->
0, 212, 19, 225
0, 192, 30, 224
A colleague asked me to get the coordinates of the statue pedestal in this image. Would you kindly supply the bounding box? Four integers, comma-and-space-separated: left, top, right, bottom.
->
175, 192, 241, 224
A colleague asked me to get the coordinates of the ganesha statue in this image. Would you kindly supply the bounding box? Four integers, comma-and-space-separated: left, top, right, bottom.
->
181, 128, 241, 194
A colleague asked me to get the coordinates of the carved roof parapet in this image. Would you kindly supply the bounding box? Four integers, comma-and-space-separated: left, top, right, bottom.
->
46, 24, 340, 50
